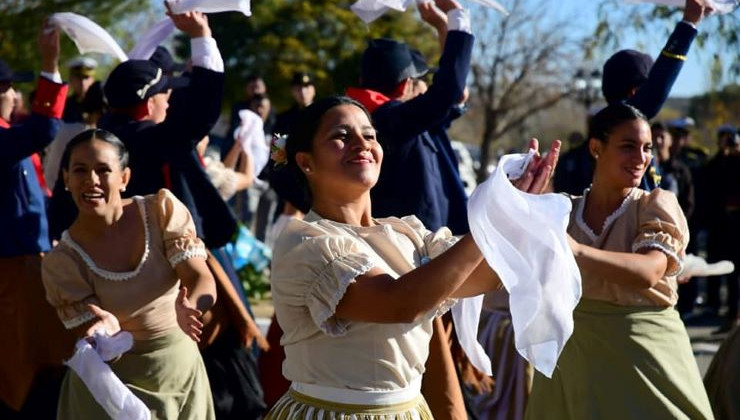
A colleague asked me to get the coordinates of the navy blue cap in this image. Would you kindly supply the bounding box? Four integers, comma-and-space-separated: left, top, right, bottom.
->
361, 39, 429, 94
602, 49, 654, 104
0, 59, 34, 84
149, 46, 186, 75
291, 72, 314, 86
104, 60, 175, 108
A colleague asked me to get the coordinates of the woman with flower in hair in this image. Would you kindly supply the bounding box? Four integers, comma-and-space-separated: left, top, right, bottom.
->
526, 104, 713, 420
264, 95, 558, 418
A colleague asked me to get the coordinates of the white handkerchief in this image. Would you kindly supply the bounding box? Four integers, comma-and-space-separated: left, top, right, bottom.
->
92, 329, 134, 362
623, 0, 738, 14
49, 13, 128, 62
65, 338, 150, 420
350, 0, 507, 23
451, 295, 492, 375
467, 152, 582, 378
128, 19, 176, 60
235, 109, 269, 177
167, 0, 252, 16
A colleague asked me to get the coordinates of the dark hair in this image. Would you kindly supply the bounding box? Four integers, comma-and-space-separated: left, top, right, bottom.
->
588, 103, 648, 143
61, 128, 129, 172
267, 96, 372, 213
650, 121, 667, 132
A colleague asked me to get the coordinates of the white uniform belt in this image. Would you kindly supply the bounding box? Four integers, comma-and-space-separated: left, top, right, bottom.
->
290, 377, 422, 405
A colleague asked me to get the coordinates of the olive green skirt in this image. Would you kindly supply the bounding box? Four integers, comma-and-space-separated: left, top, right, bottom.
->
526, 298, 713, 420
58, 329, 215, 420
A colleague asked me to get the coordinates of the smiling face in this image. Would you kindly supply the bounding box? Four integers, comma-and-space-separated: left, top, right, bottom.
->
296, 104, 382, 199
63, 138, 130, 218
591, 118, 653, 189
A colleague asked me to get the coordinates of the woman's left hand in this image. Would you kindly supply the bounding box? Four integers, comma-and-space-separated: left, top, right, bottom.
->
175, 286, 204, 342
512, 138, 561, 194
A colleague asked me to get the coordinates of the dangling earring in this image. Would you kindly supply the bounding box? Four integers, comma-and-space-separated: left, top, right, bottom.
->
594, 154, 599, 159
64, 186, 69, 191
121, 187, 126, 192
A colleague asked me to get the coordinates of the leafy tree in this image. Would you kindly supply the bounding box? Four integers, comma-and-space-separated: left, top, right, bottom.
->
0, 0, 148, 74
194, 0, 439, 109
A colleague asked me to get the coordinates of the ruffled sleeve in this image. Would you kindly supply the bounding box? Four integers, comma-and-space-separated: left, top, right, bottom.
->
632, 189, 689, 277
272, 224, 375, 336
41, 249, 100, 329
155, 189, 208, 267
399, 215, 459, 315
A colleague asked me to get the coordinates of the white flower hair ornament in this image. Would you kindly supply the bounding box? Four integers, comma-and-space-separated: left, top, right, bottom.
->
270, 133, 289, 168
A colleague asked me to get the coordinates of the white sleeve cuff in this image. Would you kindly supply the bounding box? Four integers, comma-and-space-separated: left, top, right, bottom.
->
190, 37, 224, 73
447, 8, 472, 34
40, 71, 63, 84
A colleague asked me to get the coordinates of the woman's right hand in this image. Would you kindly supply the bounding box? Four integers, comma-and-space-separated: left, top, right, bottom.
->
175, 286, 205, 342
566, 234, 582, 256
85, 304, 121, 338
434, 0, 463, 13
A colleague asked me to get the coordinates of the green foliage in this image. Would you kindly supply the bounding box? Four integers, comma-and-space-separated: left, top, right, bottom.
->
237, 263, 271, 302
0, 0, 148, 73
197, 0, 439, 110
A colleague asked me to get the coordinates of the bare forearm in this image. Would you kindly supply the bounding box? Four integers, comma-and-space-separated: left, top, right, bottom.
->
452, 260, 502, 298
223, 143, 241, 169
337, 235, 483, 323
182, 268, 217, 312
573, 246, 667, 290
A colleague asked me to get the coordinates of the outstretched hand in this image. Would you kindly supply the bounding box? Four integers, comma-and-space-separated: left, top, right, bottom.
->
38, 19, 60, 74
85, 304, 121, 338
683, 0, 713, 25
511, 138, 561, 194
434, 0, 463, 13
175, 286, 205, 342
419, 1, 448, 30
166, 3, 211, 38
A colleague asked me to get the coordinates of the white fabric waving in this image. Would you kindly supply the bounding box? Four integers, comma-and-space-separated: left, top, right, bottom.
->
467, 152, 582, 378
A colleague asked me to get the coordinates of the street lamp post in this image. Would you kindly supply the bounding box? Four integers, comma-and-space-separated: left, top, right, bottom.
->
574, 68, 602, 111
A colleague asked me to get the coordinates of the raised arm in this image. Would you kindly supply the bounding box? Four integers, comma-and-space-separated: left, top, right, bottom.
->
149, 10, 224, 150
627, 0, 710, 119
1, 22, 66, 166
375, 0, 473, 140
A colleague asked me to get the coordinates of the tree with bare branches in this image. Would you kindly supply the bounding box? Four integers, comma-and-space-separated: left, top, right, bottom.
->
468, 0, 585, 182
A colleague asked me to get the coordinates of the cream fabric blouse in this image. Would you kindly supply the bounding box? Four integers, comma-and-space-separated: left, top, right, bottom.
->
569, 188, 688, 307
271, 211, 457, 391
42, 189, 208, 341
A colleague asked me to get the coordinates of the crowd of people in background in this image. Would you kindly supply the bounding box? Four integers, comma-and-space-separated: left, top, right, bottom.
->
0, 0, 738, 419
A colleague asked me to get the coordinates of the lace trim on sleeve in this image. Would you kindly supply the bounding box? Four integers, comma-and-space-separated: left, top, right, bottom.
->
632, 239, 684, 277
62, 311, 96, 329
308, 253, 374, 337
168, 247, 208, 268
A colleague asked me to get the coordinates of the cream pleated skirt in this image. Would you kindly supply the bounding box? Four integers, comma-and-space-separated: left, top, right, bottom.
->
265, 379, 433, 420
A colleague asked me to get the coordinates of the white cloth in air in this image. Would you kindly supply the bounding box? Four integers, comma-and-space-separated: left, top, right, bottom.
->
234, 109, 269, 178
64, 330, 149, 420
49, 13, 128, 62
350, 0, 507, 24
128, 0, 249, 61
467, 151, 582, 378
623, 0, 738, 14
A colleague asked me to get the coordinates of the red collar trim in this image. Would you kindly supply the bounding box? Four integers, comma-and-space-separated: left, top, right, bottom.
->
345, 87, 391, 113
0, 117, 10, 129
